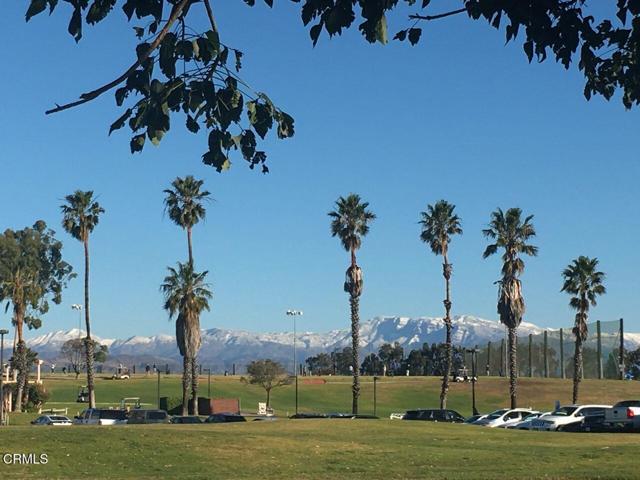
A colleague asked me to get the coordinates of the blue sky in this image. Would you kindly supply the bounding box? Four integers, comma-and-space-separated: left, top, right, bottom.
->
1, 2, 638, 338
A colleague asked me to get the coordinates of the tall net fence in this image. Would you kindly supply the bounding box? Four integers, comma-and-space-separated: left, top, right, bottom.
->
475, 319, 624, 379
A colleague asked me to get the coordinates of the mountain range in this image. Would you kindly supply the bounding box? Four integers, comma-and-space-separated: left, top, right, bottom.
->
24, 315, 638, 372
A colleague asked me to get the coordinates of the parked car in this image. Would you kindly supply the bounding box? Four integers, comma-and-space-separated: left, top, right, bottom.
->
474, 408, 536, 428
290, 413, 327, 419
506, 412, 551, 430
530, 405, 611, 431
604, 400, 640, 430
390, 412, 405, 420
31, 415, 72, 426
127, 409, 170, 424
402, 409, 466, 423
205, 413, 247, 423
561, 413, 608, 433
74, 408, 128, 425
463, 414, 486, 424
327, 413, 379, 419
170, 415, 203, 424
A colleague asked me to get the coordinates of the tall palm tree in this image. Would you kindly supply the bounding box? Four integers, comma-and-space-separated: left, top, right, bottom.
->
164, 175, 211, 414
163, 175, 211, 265
561, 256, 605, 404
161, 262, 212, 416
61, 191, 104, 409
483, 208, 537, 409
419, 200, 462, 410
329, 194, 376, 415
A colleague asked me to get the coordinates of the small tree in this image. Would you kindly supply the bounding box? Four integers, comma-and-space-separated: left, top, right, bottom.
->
60, 338, 109, 379
242, 359, 291, 408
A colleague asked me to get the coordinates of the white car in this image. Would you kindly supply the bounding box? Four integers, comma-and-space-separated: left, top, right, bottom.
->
31, 415, 72, 426
530, 405, 611, 431
506, 412, 551, 430
473, 408, 536, 428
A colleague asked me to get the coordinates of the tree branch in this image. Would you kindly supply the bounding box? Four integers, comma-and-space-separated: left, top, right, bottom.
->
203, 0, 218, 33
45, 0, 192, 115
409, 7, 467, 22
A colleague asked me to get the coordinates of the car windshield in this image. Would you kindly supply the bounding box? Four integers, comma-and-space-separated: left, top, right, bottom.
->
551, 406, 578, 416
485, 409, 509, 420
522, 413, 539, 421
615, 400, 640, 407
100, 410, 127, 420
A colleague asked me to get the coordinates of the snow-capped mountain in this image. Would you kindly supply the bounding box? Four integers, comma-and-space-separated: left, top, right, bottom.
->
24, 315, 637, 371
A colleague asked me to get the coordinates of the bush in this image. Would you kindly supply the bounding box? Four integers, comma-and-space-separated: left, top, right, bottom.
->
11, 384, 50, 412
160, 396, 183, 415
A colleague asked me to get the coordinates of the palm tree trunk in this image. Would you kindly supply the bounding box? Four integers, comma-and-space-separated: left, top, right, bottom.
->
182, 355, 191, 416
191, 356, 199, 416
508, 327, 518, 409
14, 301, 26, 413
84, 237, 96, 409
187, 227, 193, 266
350, 295, 360, 415
573, 337, 583, 404
440, 256, 453, 410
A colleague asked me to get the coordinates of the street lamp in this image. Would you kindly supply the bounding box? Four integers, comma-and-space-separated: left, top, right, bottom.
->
203, 368, 212, 398
373, 376, 380, 417
286, 309, 303, 416
466, 347, 479, 416
71, 304, 83, 337
0, 328, 9, 426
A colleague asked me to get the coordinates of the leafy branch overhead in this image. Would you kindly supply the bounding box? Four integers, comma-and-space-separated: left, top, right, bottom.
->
26, 0, 294, 173
25, 1, 640, 174
295, 0, 640, 109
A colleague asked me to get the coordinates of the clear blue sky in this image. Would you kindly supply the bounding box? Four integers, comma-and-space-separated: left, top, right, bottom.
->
2, 2, 638, 338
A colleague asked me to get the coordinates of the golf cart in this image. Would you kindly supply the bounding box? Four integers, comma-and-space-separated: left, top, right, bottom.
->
76, 386, 89, 403
112, 366, 131, 380
453, 367, 477, 383
119, 397, 141, 411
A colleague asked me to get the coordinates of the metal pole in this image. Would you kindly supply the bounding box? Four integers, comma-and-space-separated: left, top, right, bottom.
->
500, 338, 505, 377
208, 369, 211, 398
467, 347, 479, 416
596, 320, 603, 379
486, 341, 491, 376
619, 318, 625, 380
543, 331, 549, 378
294, 315, 298, 415
157, 369, 161, 409
373, 376, 378, 417
560, 328, 565, 379
528, 334, 533, 377
0, 330, 7, 426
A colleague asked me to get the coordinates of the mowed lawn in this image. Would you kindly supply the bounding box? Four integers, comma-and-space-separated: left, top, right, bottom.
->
1, 376, 639, 479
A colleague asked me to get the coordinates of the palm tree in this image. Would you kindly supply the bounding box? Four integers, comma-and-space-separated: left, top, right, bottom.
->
161, 262, 212, 416
561, 256, 605, 404
419, 200, 462, 410
329, 194, 376, 415
164, 175, 211, 414
61, 191, 104, 409
163, 175, 211, 265
483, 208, 537, 409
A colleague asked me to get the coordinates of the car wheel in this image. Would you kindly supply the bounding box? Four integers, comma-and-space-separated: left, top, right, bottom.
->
556, 426, 563, 432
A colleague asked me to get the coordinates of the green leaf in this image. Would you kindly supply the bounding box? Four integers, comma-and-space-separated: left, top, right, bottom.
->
109, 108, 132, 135
186, 115, 200, 133
26, 0, 47, 21
130, 134, 145, 153
408, 28, 422, 46
159, 32, 177, 78
205, 30, 220, 55
375, 14, 388, 44
133, 26, 144, 39
276, 112, 295, 139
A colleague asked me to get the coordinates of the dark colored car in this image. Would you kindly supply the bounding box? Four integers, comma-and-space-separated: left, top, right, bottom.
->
171, 415, 203, 424
403, 409, 466, 423
127, 409, 170, 424
290, 413, 328, 419
205, 413, 247, 423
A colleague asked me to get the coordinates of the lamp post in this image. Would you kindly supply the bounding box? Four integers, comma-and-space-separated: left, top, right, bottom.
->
466, 347, 479, 416
71, 304, 83, 338
157, 369, 161, 409
286, 309, 303, 416
203, 368, 212, 398
0, 329, 8, 426
373, 376, 380, 417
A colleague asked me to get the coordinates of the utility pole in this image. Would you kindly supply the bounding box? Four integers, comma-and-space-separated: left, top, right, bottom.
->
528, 334, 533, 377
596, 320, 603, 380
157, 369, 161, 409
373, 376, 379, 417
543, 331, 549, 378
287, 309, 303, 415
619, 318, 625, 380
559, 328, 565, 379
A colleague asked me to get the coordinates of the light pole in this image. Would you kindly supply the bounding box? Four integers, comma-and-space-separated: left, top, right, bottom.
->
286, 309, 303, 416
203, 368, 212, 398
466, 347, 479, 416
373, 376, 380, 417
0, 329, 8, 426
157, 369, 161, 409
71, 304, 83, 338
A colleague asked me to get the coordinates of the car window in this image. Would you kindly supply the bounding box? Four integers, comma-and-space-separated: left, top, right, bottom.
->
148, 411, 167, 420
100, 410, 126, 420
90, 410, 100, 419
551, 406, 577, 416
486, 409, 509, 420
582, 408, 604, 417
50, 416, 67, 421
614, 400, 640, 407
433, 411, 446, 421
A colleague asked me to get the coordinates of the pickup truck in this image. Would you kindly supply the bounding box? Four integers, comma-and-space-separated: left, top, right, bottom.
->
530, 405, 611, 431
74, 408, 128, 425
604, 400, 640, 430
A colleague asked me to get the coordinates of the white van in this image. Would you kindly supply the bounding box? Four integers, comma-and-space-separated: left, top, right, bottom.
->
74, 408, 128, 425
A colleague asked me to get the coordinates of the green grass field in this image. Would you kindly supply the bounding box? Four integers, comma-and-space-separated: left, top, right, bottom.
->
0, 375, 638, 479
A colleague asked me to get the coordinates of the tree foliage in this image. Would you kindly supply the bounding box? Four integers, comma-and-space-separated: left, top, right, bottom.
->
25, 0, 294, 173
60, 338, 109, 378
242, 359, 291, 406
